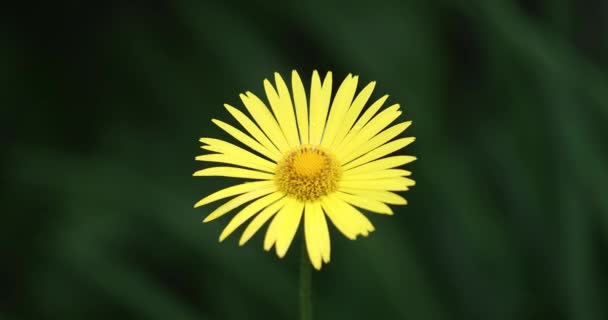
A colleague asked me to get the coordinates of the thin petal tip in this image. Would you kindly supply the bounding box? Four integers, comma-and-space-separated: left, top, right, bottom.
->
238, 93, 248, 101
263, 242, 273, 252
276, 251, 287, 259
218, 233, 228, 242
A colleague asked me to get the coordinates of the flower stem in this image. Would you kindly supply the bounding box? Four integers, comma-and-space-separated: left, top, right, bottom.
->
299, 240, 312, 320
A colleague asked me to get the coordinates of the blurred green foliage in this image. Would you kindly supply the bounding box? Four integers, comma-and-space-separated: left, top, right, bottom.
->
3, 0, 608, 319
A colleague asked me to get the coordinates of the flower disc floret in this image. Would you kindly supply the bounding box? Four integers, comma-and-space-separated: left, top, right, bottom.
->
275, 145, 341, 201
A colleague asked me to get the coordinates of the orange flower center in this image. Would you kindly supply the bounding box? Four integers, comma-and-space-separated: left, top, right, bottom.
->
275, 145, 341, 201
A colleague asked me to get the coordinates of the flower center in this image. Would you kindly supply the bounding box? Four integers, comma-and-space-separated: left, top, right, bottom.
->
275, 145, 341, 201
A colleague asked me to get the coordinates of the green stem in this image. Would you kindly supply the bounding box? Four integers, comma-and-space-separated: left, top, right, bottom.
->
299, 240, 312, 320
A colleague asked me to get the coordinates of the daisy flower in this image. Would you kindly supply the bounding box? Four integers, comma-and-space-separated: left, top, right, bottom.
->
193, 70, 416, 270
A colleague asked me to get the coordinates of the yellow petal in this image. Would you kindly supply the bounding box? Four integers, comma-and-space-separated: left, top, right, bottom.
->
319, 218, 331, 263
203, 186, 276, 222
264, 198, 304, 258
198, 137, 277, 172
291, 70, 309, 145
223, 104, 282, 160
336, 104, 400, 161
334, 191, 393, 215
193, 166, 274, 180
212, 119, 281, 162
219, 191, 285, 241
332, 94, 388, 149
329, 81, 376, 149
195, 154, 272, 173
339, 188, 408, 205
341, 124, 413, 168
240, 92, 291, 153
339, 178, 414, 191
239, 197, 287, 246
194, 180, 274, 208
321, 74, 358, 147
320, 194, 375, 240
343, 155, 417, 175
349, 105, 401, 143
309, 71, 332, 145
304, 201, 331, 269
276, 200, 305, 258
264, 73, 300, 148
342, 169, 412, 180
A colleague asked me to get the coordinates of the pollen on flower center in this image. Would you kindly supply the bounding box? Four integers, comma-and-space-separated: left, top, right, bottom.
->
292, 151, 325, 176
275, 145, 341, 201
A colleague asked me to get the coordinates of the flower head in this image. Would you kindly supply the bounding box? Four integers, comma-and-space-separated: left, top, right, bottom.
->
194, 70, 416, 270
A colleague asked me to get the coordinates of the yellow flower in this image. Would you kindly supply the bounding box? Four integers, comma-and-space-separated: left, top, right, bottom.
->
193, 70, 416, 270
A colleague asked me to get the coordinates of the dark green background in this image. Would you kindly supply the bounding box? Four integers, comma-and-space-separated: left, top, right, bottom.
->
4, 0, 608, 319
